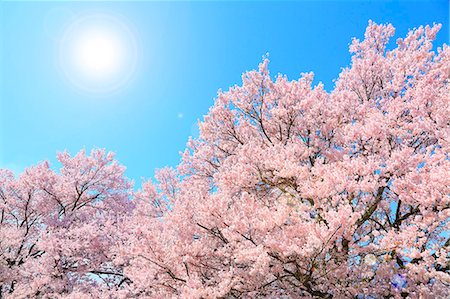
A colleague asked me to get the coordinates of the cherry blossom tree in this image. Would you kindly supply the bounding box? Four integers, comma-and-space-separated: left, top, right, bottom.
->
1, 21, 449, 298
0, 149, 133, 298
120, 22, 449, 298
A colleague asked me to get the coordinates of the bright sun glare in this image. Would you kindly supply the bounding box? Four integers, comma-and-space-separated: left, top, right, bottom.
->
59, 13, 139, 94
74, 29, 124, 79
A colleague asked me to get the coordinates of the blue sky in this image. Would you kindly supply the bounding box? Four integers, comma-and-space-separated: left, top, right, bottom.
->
0, 0, 448, 184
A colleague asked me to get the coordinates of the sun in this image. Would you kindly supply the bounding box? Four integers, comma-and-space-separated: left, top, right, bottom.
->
74, 28, 124, 80
59, 13, 139, 94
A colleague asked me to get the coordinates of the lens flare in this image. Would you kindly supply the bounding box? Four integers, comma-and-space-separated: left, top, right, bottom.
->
364, 254, 377, 266
59, 13, 140, 95
391, 274, 407, 290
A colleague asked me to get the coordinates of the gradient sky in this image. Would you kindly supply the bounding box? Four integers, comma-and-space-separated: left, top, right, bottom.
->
0, 0, 448, 184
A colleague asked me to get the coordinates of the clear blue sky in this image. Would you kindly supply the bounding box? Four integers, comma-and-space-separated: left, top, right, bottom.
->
0, 1, 448, 184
